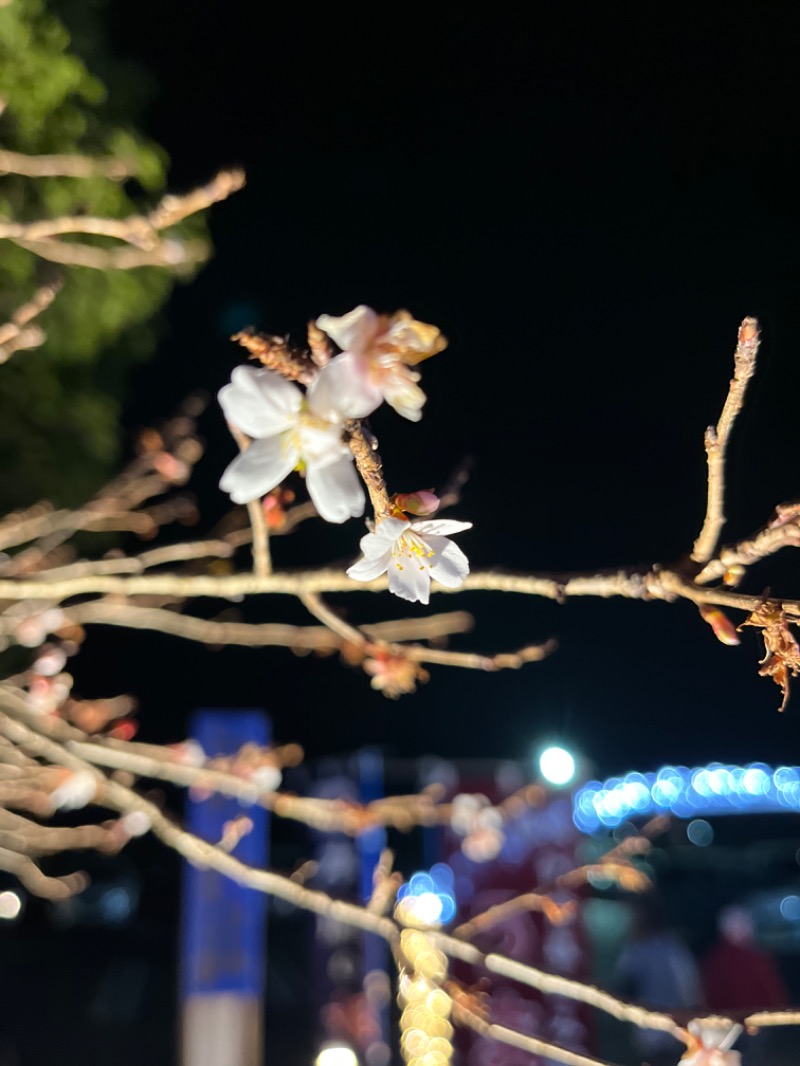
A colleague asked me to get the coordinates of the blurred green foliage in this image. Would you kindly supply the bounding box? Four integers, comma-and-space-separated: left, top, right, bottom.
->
0, 0, 207, 508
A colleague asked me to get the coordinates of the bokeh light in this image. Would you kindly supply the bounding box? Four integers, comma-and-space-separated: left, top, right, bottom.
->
315, 1044, 359, 1066
396, 865, 457, 926
574, 762, 800, 832
0, 891, 21, 920
538, 746, 577, 787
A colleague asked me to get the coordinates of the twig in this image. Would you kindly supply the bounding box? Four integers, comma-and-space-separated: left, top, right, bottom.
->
0, 149, 131, 179
696, 510, 800, 584
363, 611, 473, 642
299, 591, 365, 645
691, 317, 761, 563
0, 282, 61, 364
433, 931, 683, 1039
453, 996, 617, 1066
1, 169, 245, 272
402, 638, 557, 670
228, 425, 271, 576
11, 236, 210, 271
62, 602, 344, 651
744, 1011, 800, 1028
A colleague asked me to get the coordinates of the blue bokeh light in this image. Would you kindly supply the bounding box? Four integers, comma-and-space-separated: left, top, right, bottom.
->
573, 762, 800, 833
398, 864, 457, 925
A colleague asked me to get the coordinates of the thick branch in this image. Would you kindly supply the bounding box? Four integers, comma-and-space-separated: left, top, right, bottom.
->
345, 420, 393, 519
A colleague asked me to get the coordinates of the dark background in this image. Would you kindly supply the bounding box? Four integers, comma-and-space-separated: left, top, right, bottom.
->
97, 2, 800, 773
6, 5, 800, 1065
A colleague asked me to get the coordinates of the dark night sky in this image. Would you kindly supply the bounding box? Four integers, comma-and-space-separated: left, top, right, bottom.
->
85, 4, 800, 778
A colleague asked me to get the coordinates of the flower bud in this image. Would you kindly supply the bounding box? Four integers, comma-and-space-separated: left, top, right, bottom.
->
394, 490, 440, 516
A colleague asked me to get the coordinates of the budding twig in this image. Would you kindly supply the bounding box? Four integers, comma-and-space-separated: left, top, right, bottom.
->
691, 317, 761, 564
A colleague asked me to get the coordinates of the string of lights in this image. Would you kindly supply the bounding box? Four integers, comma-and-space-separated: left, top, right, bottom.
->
573, 762, 800, 833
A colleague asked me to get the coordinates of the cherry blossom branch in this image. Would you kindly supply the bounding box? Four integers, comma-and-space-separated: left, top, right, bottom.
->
0, 281, 61, 364
691, 317, 761, 564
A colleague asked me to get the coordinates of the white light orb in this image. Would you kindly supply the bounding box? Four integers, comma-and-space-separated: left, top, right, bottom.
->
0, 891, 21, 920
316, 1045, 359, 1066
538, 746, 576, 787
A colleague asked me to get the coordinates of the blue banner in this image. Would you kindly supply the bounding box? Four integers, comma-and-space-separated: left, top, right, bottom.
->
181, 708, 269, 998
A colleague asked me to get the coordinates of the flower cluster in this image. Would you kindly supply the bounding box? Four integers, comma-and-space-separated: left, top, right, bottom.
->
219, 305, 473, 603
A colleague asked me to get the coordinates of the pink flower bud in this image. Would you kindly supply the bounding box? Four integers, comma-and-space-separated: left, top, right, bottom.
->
394, 490, 439, 516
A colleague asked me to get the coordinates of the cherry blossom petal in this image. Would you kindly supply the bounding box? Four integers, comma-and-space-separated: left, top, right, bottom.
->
297, 417, 349, 468
388, 557, 431, 605
307, 351, 383, 421
218, 366, 302, 438
347, 553, 391, 581
220, 436, 298, 504
316, 306, 378, 353
369, 517, 411, 548
411, 519, 473, 537
354, 520, 408, 562
381, 374, 427, 421
426, 535, 470, 588
306, 455, 365, 523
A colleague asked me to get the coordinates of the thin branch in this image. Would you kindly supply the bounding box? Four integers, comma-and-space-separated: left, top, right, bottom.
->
63, 601, 345, 651
453, 893, 577, 940
453, 996, 617, 1066
691, 317, 761, 563
58, 601, 476, 654
0, 148, 132, 179
745, 1011, 800, 1028
1, 168, 245, 272
11, 236, 210, 271
363, 610, 473, 642
299, 591, 365, 645
696, 508, 800, 584
402, 637, 557, 671
228, 425, 271, 577
0, 846, 87, 899
0, 282, 60, 364
433, 932, 683, 1040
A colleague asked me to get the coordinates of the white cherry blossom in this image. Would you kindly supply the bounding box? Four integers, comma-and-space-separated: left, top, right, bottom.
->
315, 305, 446, 422
347, 516, 471, 604
218, 365, 364, 524
682, 1023, 742, 1066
